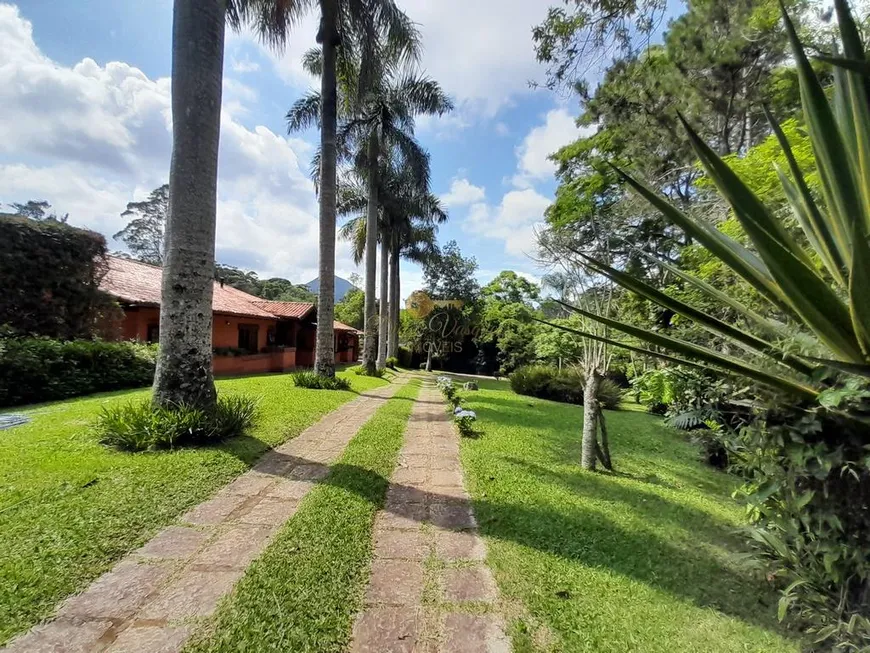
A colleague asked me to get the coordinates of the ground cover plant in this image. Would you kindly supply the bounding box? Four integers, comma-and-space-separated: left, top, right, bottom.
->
0, 370, 386, 646
458, 378, 800, 653
185, 379, 421, 652
292, 370, 352, 390
96, 394, 258, 451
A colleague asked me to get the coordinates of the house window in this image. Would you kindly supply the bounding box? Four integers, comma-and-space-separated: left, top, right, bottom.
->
238, 324, 259, 353
146, 323, 159, 343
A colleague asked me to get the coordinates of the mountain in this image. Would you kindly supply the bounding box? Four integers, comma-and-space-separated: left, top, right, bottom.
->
305, 275, 356, 302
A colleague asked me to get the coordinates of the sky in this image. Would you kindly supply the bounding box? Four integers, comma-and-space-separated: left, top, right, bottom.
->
0, 0, 594, 299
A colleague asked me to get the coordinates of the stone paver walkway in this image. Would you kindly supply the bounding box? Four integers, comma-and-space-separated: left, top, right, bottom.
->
3, 377, 408, 653
351, 381, 510, 653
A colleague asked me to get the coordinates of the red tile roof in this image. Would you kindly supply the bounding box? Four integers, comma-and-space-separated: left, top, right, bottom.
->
102, 257, 361, 336
251, 300, 315, 319
101, 257, 278, 320
333, 320, 359, 333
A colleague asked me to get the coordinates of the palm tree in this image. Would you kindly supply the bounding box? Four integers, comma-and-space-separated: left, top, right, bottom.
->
154, 0, 299, 409
343, 69, 451, 370
339, 161, 446, 362
288, 5, 420, 377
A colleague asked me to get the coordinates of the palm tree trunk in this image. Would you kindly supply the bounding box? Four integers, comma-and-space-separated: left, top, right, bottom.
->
362, 130, 379, 375
581, 370, 601, 470
152, 0, 225, 410
388, 238, 400, 358
314, 0, 339, 378
376, 231, 389, 368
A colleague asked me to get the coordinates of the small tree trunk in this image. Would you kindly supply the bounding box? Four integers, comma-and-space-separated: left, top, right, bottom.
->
388, 238, 400, 358
376, 233, 389, 368
152, 0, 226, 410
362, 130, 379, 375
581, 370, 601, 470
425, 346, 433, 372
596, 403, 613, 471
313, 0, 339, 378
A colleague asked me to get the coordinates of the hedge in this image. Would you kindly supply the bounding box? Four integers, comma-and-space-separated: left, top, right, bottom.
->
0, 337, 157, 407
509, 365, 623, 409
0, 215, 119, 339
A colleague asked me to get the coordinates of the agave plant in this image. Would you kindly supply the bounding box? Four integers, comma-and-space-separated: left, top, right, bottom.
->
548, 0, 870, 406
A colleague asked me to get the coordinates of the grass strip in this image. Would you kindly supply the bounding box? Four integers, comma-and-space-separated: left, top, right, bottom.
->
186, 378, 422, 653
0, 371, 387, 645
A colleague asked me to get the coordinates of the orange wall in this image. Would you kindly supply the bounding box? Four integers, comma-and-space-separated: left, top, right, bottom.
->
213, 349, 297, 376
122, 306, 160, 341
212, 315, 273, 350
118, 307, 273, 351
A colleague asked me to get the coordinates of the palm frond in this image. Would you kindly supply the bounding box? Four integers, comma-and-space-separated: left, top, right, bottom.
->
226, 0, 314, 49
286, 90, 321, 132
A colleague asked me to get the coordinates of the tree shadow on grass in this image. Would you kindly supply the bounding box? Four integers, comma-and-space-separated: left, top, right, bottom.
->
467, 393, 732, 495
498, 455, 738, 543
245, 446, 789, 639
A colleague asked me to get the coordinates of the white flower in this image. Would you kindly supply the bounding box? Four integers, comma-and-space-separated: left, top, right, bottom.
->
453, 406, 464, 414
455, 410, 476, 420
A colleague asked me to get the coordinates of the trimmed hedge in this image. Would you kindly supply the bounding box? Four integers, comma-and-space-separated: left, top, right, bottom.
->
0, 215, 119, 339
510, 365, 623, 409
0, 337, 157, 407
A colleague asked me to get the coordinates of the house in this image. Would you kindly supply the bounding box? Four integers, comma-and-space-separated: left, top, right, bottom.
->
99, 256, 359, 375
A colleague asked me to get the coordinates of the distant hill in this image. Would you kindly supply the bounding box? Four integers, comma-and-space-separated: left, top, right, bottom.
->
306, 275, 356, 302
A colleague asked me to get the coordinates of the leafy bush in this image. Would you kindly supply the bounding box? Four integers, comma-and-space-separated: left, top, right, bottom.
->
0, 336, 157, 407
436, 376, 462, 409
96, 394, 258, 451
347, 365, 385, 378
385, 356, 398, 370
453, 408, 478, 437
0, 215, 121, 339
510, 365, 622, 409
291, 371, 351, 391
397, 346, 414, 368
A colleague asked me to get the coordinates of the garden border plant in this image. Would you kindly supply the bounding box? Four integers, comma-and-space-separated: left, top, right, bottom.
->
436, 375, 478, 437
96, 394, 258, 451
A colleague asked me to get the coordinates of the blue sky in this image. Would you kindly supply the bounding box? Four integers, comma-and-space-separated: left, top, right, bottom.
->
1, 0, 592, 297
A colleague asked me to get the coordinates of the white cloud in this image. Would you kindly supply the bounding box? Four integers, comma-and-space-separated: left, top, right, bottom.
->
511, 108, 591, 189
0, 4, 350, 283
230, 54, 260, 74
441, 178, 485, 208
495, 122, 510, 137
464, 188, 551, 259
236, 0, 551, 125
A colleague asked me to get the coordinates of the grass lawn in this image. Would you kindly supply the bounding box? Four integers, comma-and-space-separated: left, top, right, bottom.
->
0, 371, 388, 646
186, 379, 421, 652
454, 377, 801, 653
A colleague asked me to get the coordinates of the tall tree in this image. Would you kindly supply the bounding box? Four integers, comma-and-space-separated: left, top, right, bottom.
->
114, 184, 168, 265
288, 7, 421, 376
424, 240, 480, 302
9, 200, 68, 223
153, 0, 299, 409
338, 161, 446, 362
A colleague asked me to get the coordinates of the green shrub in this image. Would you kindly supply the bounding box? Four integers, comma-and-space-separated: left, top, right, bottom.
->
0, 215, 120, 339
397, 346, 413, 368
385, 356, 398, 370
96, 394, 258, 451
291, 371, 351, 391
347, 365, 385, 378
0, 336, 157, 407
510, 365, 622, 409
